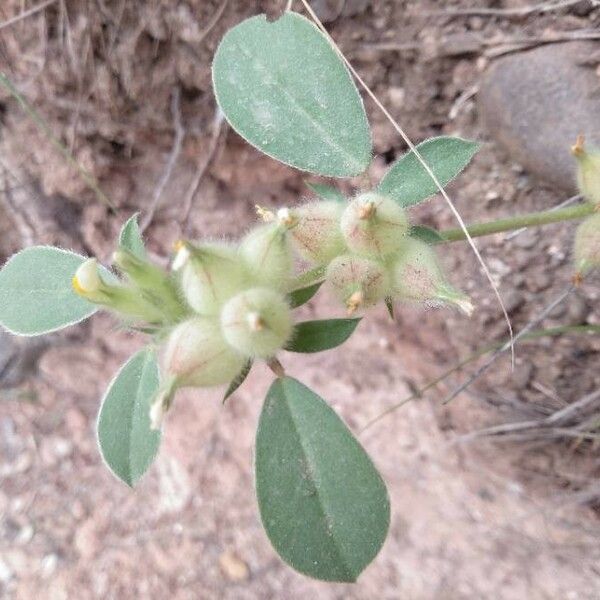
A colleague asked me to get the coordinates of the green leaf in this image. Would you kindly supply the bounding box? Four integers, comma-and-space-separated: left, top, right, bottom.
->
0, 246, 98, 336
378, 136, 479, 207
118, 213, 146, 259
97, 348, 161, 487
212, 13, 372, 177
306, 182, 346, 204
286, 318, 360, 353
256, 377, 390, 582
288, 281, 323, 309
410, 225, 444, 245
385, 297, 395, 320
223, 359, 253, 404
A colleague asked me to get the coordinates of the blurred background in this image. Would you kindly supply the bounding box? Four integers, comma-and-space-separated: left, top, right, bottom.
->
1, 1, 600, 598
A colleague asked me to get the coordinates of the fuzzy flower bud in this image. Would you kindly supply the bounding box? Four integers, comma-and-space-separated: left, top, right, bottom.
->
288, 201, 346, 265
73, 258, 166, 323
175, 242, 249, 316
113, 249, 187, 323
162, 317, 246, 388
340, 192, 409, 258
391, 238, 473, 315
326, 254, 391, 314
572, 135, 600, 206
239, 223, 293, 291
221, 288, 293, 359
574, 212, 600, 276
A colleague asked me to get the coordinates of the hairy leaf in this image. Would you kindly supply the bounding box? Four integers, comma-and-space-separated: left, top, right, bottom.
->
286, 318, 360, 353
256, 377, 390, 582
213, 13, 372, 177
378, 136, 479, 206
288, 281, 323, 309
97, 348, 161, 487
0, 246, 98, 336
223, 359, 253, 403
410, 225, 444, 245
119, 213, 146, 259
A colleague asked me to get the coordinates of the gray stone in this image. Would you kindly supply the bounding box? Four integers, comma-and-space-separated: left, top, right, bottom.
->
478, 42, 600, 193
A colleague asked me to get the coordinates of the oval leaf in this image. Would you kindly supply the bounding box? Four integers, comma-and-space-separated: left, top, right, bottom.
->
119, 213, 146, 259
306, 182, 346, 204
0, 246, 97, 336
288, 281, 323, 309
97, 348, 161, 487
378, 136, 479, 207
285, 318, 360, 353
410, 225, 443, 245
213, 13, 372, 177
256, 377, 390, 582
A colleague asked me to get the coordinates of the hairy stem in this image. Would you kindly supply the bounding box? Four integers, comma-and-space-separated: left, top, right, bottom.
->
439, 202, 595, 243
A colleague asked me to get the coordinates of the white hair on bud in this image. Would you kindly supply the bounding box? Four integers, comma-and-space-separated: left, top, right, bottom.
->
172, 245, 191, 271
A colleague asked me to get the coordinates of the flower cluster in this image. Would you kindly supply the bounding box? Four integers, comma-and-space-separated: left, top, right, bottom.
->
72, 191, 472, 427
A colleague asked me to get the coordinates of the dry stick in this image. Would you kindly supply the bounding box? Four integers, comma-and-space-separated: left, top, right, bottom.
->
140, 87, 185, 233
197, 0, 229, 42
423, 0, 594, 18
443, 284, 576, 406
299, 0, 515, 366
456, 388, 600, 444
181, 110, 225, 236
0, 0, 57, 32
486, 30, 600, 58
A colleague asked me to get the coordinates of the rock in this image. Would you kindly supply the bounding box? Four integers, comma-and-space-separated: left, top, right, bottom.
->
478, 42, 600, 193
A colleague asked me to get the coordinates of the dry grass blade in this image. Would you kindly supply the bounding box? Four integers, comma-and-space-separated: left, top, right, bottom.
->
423, 0, 594, 18
140, 87, 185, 232
0, 0, 57, 32
444, 284, 576, 405
0, 73, 115, 210
181, 109, 226, 236
299, 0, 515, 366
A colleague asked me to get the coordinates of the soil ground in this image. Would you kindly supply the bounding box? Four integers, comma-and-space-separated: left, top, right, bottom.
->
1, 1, 600, 598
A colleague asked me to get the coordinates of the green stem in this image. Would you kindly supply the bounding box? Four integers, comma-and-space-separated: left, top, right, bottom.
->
439, 202, 595, 243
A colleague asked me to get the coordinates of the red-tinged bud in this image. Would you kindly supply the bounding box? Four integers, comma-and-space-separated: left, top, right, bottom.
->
326, 254, 391, 314
340, 192, 409, 258
391, 238, 474, 315
574, 212, 600, 276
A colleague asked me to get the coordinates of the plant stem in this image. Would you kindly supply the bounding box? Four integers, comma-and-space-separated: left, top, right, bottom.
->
439, 202, 596, 243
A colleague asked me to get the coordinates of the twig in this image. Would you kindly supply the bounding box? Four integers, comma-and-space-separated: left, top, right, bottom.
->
423, 0, 594, 18
0, 0, 57, 32
485, 30, 600, 58
180, 109, 225, 236
443, 284, 576, 405
140, 87, 185, 232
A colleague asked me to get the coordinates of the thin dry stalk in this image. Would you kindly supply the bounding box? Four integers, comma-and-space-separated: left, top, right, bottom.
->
423, 0, 596, 18
0, 0, 57, 33
141, 87, 186, 233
